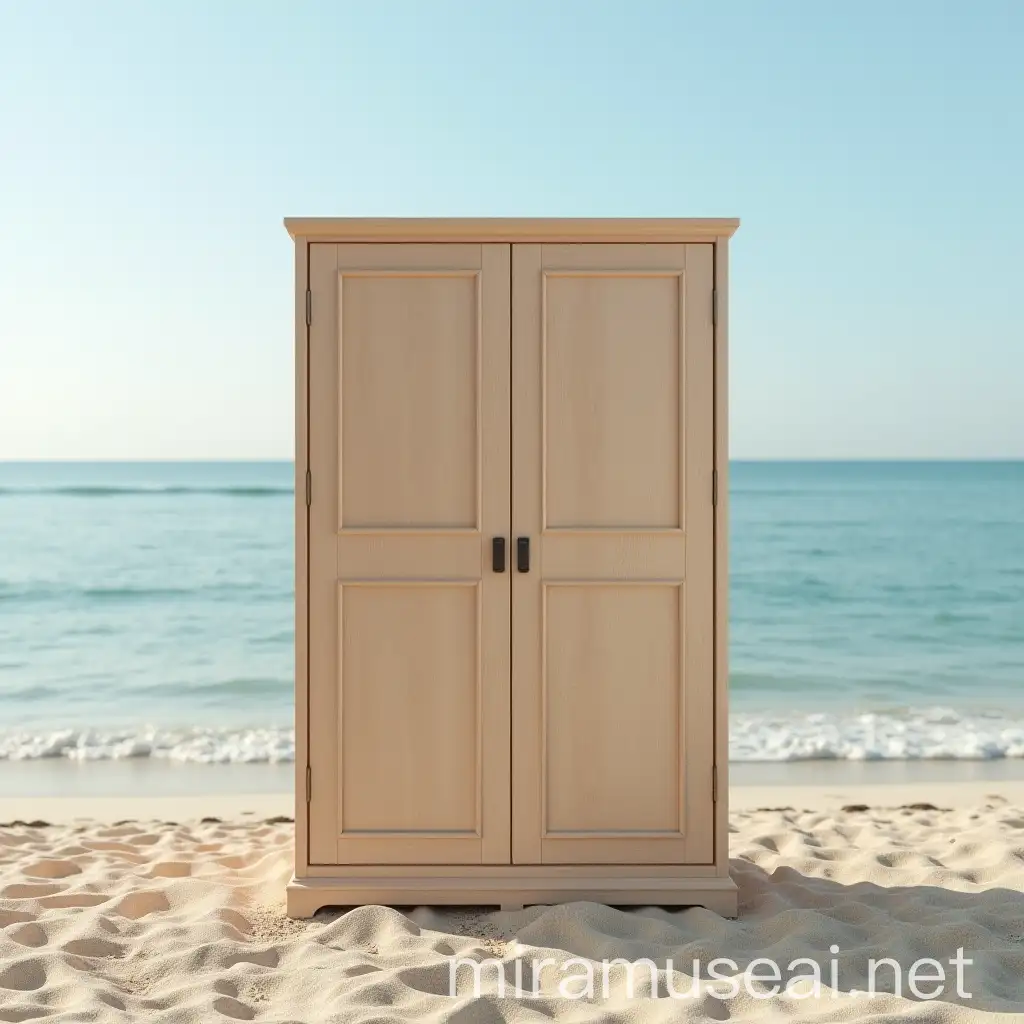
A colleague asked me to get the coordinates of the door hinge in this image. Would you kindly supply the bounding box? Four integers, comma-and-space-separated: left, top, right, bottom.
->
712, 764, 719, 802
305, 289, 312, 326
305, 468, 311, 507
712, 288, 718, 328
712, 469, 718, 508
305, 765, 311, 803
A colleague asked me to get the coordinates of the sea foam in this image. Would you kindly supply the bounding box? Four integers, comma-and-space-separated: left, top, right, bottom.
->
2, 707, 1024, 763
0, 727, 295, 763
732, 706, 1024, 761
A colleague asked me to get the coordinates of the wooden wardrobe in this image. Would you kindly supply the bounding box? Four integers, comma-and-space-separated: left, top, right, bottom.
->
285, 218, 738, 917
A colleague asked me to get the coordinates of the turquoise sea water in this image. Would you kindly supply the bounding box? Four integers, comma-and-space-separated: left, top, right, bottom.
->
1, 460, 1023, 763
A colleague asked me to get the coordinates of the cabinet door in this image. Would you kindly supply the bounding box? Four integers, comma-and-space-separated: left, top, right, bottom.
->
307, 243, 511, 865
512, 243, 716, 865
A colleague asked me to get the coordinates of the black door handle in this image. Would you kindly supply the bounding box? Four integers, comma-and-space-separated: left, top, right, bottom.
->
517, 537, 530, 573
492, 537, 506, 573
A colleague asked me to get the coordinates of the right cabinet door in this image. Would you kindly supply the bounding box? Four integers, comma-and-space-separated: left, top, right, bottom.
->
511, 243, 716, 865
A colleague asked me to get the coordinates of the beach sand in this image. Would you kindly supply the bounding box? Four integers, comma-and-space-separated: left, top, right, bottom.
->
2, 784, 1023, 1021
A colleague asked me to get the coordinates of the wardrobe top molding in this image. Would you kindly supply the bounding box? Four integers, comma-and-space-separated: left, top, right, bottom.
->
284, 217, 740, 243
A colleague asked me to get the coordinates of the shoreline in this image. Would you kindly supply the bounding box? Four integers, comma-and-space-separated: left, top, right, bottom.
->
2, 758, 1024, 824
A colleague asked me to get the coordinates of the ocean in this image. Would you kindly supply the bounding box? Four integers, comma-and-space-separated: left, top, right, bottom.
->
1, 461, 1023, 770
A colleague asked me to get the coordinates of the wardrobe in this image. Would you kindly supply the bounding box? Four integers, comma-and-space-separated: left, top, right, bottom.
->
285, 219, 739, 917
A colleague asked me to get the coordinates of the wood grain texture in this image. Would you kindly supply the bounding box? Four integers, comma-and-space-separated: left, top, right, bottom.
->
335, 582, 483, 864
543, 268, 682, 529
307, 242, 340, 864
713, 236, 731, 877
339, 268, 479, 529
543, 583, 682, 834
293, 237, 309, 877
307, 243, 511, 866
299, 862, 719, 879
511, 244, 544, 866
512, 243, 715, 866
287, 872, 739, 917
293, 223, 734, 907
285, 217, 740, 243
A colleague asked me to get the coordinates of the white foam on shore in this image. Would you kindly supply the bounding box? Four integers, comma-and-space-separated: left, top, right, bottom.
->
0, 726, 295, 763
2, 707, 1024, 763
732, 706, 1024, 762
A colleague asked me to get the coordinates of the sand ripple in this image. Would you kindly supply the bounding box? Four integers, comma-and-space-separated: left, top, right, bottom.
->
1, 804, 1022, 1020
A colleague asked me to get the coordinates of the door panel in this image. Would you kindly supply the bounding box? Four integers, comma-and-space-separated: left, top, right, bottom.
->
308, 243, 511, 865
512, 243, 715, 865
339, 582, 479, 834
544, 272, 682, 529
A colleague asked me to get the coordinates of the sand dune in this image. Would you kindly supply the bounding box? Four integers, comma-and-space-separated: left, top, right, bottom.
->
1, 799, 1022, 1021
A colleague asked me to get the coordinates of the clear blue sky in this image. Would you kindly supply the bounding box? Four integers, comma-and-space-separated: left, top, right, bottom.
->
1, 0, 1021, 459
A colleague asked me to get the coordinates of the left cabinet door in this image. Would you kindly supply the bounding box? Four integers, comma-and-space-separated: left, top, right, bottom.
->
307, 243, 511, 865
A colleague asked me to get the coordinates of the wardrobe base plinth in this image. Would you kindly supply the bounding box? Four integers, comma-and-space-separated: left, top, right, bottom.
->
286, 872, 738, 919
